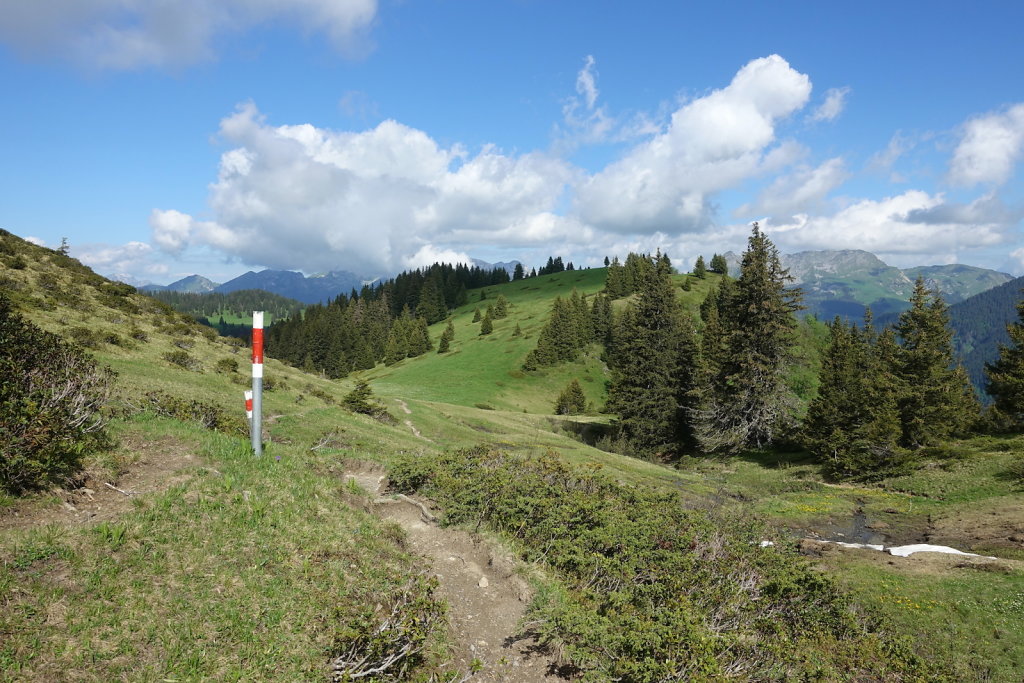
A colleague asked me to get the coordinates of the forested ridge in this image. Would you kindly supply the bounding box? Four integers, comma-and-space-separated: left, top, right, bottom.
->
265, 261, 515, 377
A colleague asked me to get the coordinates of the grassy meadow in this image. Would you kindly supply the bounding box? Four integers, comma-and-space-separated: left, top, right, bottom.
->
2, 237, 1022, 679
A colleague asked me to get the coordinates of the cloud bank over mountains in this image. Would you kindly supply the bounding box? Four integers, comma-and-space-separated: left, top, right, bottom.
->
141, 54, 1023, 278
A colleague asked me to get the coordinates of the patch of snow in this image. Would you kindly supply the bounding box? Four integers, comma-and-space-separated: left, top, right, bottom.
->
886, 544, 996, 559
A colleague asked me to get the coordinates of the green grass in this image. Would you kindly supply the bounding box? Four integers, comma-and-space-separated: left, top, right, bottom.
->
0, 418, 441, 681
3, 237, 1023, 680
819, 551, 1024, 682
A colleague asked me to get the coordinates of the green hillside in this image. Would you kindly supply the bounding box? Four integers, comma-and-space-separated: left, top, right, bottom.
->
2, 230, 1023, 681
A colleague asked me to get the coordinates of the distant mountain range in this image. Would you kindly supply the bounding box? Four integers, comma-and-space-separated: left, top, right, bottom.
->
140, 274, 219, 294
142, 270, 367, 304
138, 258, 521, 305
719, 249, 1013, 321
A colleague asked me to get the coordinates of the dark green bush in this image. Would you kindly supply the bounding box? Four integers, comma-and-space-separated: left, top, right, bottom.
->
67, 326, 101, 349
163, 350, 202, 372
140, 391, 245, 434
391, 447, 931, 680
215, 358, 239, 374
0, 294, 114, 493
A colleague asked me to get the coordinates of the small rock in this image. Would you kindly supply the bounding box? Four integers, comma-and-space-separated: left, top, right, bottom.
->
1009, 535, 1024, 543
884, 508, 899, 514
866, 521, 890, 530
478, 576, 489, 588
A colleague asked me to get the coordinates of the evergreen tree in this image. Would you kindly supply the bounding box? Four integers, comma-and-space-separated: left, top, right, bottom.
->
406, 317, 433, 357
673, 313, 703, 452
342, 380, 377, 415
697, 224, 802, 453
472, 307, 482, 322
709, 253, 729, 275
554, 379, 587, 415
803, 317, 907, 479
605, 257, 626, 298
492, 294, 510, 319
985, 293, 1024, 430
384, 320, 408, 365
604, 256, 610, 266
607, 253, 682, 453
530, 267, 537, 278
523, 296, 586, 370
512, 322, 523, 337
590, 293, 613, 346
437, 319, 455, 354
479, 310, 493, 335
693, 255, 707, 279
894, 277, 978, 447
512, 263, 525, 281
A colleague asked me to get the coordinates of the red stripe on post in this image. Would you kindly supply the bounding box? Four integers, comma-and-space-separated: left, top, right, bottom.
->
252, 328, 264, 364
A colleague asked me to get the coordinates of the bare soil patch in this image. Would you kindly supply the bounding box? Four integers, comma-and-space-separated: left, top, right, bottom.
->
343, 461, 566, 682
0, 434, 200, 531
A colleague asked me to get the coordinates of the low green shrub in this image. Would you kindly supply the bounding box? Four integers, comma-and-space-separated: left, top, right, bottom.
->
139, 390, 245, 434
215, 358, 239, 374
0, 294, 114, 493
163, 350, 202, 372
67, 326, 101, 348
391, 447, 931, 680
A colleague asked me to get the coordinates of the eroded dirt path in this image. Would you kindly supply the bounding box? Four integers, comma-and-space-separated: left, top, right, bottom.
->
344, 463, 565, 682
0, 434, 200, 531
394, 398, 431, 441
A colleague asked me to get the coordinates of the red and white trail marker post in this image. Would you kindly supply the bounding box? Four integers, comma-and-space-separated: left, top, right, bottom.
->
251, 311, 264, 456
244, 390, 253, 429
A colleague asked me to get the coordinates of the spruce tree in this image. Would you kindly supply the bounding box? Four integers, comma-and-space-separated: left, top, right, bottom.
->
803, 317, 906, 479
512, 263, 524, 281
607, 252, 681, 453
985, 293, 1024, 430
605, 257, 626, 298
512, 322, 522, 337
438, 319, 455, 354
697, 224, 801, 453
406, 317, 433, 357
693, 255, 707, 279
472, 307, 481, 322
894, 277, 977, 447
554, 379, 587, 415
492, 295, 509, 319
710, 253, 728, 275
479, 310, 493, 335
384, 319, 409, 365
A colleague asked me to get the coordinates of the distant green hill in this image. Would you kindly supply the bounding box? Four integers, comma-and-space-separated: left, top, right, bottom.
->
949, 274, 1024, 396
140, 274, 220, 293
143, 288, 305, 333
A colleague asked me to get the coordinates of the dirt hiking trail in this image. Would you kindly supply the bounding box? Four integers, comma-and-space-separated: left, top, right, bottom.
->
0, 434, 199, 531
344, 462, 566, 682
394, 398, 430, 441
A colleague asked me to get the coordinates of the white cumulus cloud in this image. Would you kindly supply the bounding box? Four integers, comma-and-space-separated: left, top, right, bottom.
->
762, 190, 1013, 259
159, 101, 575, 274
0, 0, 377, 70
948, 103, 1024, 187
576, 54, 812, 234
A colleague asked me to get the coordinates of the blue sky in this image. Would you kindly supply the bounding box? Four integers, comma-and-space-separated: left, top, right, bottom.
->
2, 1, 1023, 284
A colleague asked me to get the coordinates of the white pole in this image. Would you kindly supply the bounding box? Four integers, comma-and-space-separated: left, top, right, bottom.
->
251, 311, 264, 456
